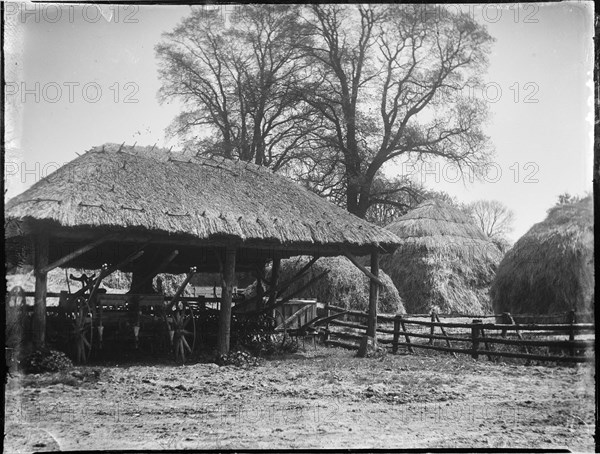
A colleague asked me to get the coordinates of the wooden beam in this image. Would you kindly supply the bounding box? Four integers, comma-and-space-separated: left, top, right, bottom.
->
217, 247, 236, 355
33, 233, 49, 348
342, 249, 386, 287
47, 228, 378, 258
366, 249, 379, 339
276, 304, 312, 331
285, 256, 319, 285
168, 267, 197, 305
40, 233, 119, 274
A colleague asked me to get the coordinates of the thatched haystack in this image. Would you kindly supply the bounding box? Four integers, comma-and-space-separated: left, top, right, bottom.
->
380, 199, 503, 314
490, 197, 594, 315
255, 256, 406, 314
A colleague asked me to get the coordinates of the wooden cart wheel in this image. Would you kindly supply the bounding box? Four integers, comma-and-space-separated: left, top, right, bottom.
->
68, 298, 94, 363
166, 301, 196, 363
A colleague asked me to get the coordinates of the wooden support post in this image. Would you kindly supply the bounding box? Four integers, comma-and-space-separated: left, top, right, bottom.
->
429, 310, 436, 345
359, 249, 379, 357
366, 249, 379, 339
392, 315, 401, 353
256, 269, 265, 309
471, 319, 482, 360
97, 289, 104, 349
568, 310, 576, 357
33, 234, 49, 349
479, 328, 493, 361
268, 257, 281, 307
399, 316, 414, 354
217, 247, 236, 355
501, 312, 510, 337
324, 301, 331, 342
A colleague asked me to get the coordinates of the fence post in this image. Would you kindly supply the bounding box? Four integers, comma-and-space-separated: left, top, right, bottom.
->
392, 315, 401, 353
568, 309, 576, 357
501, 312, 511, 337
471, 319, 482, 360
429, 310, 436, 345
399, 316, 414, 354
435, 312, 457, 358
324, 301, 330, 343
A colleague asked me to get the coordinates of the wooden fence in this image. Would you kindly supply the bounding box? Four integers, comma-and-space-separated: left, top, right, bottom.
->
320, 305, 595, 364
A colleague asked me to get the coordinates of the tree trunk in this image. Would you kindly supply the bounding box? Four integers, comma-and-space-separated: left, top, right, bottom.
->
346, 175, 372, 219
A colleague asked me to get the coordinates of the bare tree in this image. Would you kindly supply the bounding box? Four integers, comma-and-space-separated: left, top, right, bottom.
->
299, 4, 494, 217
156, 5, 313, 170
156, 5, 494, 220
464, 200, 515, 241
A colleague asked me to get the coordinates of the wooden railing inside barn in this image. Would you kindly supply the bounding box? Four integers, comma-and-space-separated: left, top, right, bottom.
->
321, 305, 595, 364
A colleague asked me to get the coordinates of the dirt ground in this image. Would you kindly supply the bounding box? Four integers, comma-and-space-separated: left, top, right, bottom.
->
3, 346, 595, 452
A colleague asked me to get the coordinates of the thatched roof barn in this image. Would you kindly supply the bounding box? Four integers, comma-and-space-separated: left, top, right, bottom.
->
490, 197, 594, 315
380, 199, 503, 314
6, 143, 400, 270
252, 256, 406, 314
5, 143, 401, 353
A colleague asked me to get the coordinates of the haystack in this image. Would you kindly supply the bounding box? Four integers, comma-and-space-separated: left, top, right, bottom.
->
380, 199, 503, 314
254, 256, 406, 314
490, 197, 594, 315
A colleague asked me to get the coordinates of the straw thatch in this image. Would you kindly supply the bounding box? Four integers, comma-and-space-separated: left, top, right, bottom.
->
252, 256, 406, 314
380, 199, 503, 314
490, 197, 594, 315
5, 143, 400, 257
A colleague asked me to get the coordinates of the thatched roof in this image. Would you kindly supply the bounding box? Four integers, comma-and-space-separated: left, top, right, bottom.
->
490, 197, 594, 315
250, 256, 405, 314
5, 143, 401, 271
380, 199, 503, 314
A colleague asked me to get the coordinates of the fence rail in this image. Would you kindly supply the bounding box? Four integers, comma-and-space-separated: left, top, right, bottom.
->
322, 305, 594, 364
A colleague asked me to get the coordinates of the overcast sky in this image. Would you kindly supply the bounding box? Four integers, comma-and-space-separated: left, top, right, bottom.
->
4, 2, 594, 241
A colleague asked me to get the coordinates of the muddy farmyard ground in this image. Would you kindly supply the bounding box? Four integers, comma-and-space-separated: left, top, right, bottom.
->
4, 347, 595, 452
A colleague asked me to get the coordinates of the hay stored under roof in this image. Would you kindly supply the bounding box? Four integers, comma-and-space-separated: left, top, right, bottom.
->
490, 197, 594, 315
5, 143, 401, 264
253, 256, 406, 314
380, 199, 503, 314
